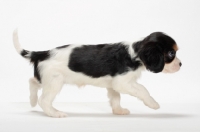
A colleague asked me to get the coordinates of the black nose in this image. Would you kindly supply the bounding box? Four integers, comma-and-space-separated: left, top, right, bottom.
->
179, 62, 182, 67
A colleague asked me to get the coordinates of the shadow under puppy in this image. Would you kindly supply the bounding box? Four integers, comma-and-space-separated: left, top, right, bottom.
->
13, 30, 182, 118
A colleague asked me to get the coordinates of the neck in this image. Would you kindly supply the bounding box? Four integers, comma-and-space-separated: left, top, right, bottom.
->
132, 40, 143, 53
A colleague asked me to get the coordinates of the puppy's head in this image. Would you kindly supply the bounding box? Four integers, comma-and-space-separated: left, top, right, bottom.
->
138, 32, 181, 73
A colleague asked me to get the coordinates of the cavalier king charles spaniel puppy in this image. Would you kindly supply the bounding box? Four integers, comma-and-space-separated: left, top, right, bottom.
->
13, 30, 181, 118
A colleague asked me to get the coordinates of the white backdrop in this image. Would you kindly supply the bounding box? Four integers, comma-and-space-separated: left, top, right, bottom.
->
0, 0, 200, 103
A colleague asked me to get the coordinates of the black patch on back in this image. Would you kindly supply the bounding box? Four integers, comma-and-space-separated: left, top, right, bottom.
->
56, 45, 70, 49
30, 51, 50, 82
68, 43, 141, 78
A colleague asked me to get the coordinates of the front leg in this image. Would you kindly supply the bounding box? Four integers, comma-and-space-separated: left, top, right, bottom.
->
132, 83, 160, 110
113, 82, 160, 110
107, 88, 130, 115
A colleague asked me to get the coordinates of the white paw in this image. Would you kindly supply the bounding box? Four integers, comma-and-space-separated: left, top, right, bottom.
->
113, 108, 130, 115
52, 111, 67, 118
144, 96, 160, 110
45, 110, 67, 118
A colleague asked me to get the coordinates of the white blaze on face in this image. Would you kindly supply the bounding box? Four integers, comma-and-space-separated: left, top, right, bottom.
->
162, 57, 181, 73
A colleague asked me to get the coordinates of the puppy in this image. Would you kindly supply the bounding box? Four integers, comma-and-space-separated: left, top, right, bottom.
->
13, 30, 181, 118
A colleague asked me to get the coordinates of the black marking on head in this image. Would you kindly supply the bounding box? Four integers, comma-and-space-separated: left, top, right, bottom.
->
56, 45, 70, 49
133, 32, 177, 73
68, 43, 141, 78
30, 51, 50, 82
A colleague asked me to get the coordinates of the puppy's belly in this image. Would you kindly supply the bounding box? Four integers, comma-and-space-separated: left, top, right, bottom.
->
64, 70, 113, 88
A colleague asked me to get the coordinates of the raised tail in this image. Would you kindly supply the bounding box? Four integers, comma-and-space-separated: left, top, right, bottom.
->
13, 29, 40, 107
13, 29, 50, 83
13, 29, 31, 59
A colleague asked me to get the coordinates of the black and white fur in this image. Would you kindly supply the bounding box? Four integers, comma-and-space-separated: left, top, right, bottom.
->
13, 29, 182, 118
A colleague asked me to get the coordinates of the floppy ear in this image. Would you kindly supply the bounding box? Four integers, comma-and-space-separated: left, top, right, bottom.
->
139, 42, 164, 73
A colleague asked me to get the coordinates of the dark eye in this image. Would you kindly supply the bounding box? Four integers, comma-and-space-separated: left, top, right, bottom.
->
168, 50, 176, 58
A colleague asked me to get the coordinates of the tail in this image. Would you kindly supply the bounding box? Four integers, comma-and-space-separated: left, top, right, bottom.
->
13, 29, 41, 107
13, 29, 31, 59
13, 29, 50, 83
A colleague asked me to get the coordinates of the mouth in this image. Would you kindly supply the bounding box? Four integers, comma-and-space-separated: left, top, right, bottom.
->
162, 66, 180, 73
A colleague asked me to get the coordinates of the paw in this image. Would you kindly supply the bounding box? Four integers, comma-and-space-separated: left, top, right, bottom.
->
45, 110, 67, 118
144, 96, 160, 110
39, 103, 67, 118
52, 111, 67, 118
113, 108, 130, 115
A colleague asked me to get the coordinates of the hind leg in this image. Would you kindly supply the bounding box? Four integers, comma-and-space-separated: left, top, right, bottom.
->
38, 74, 67, 118
107, 88, 130, 115
29, 77, 41, 107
